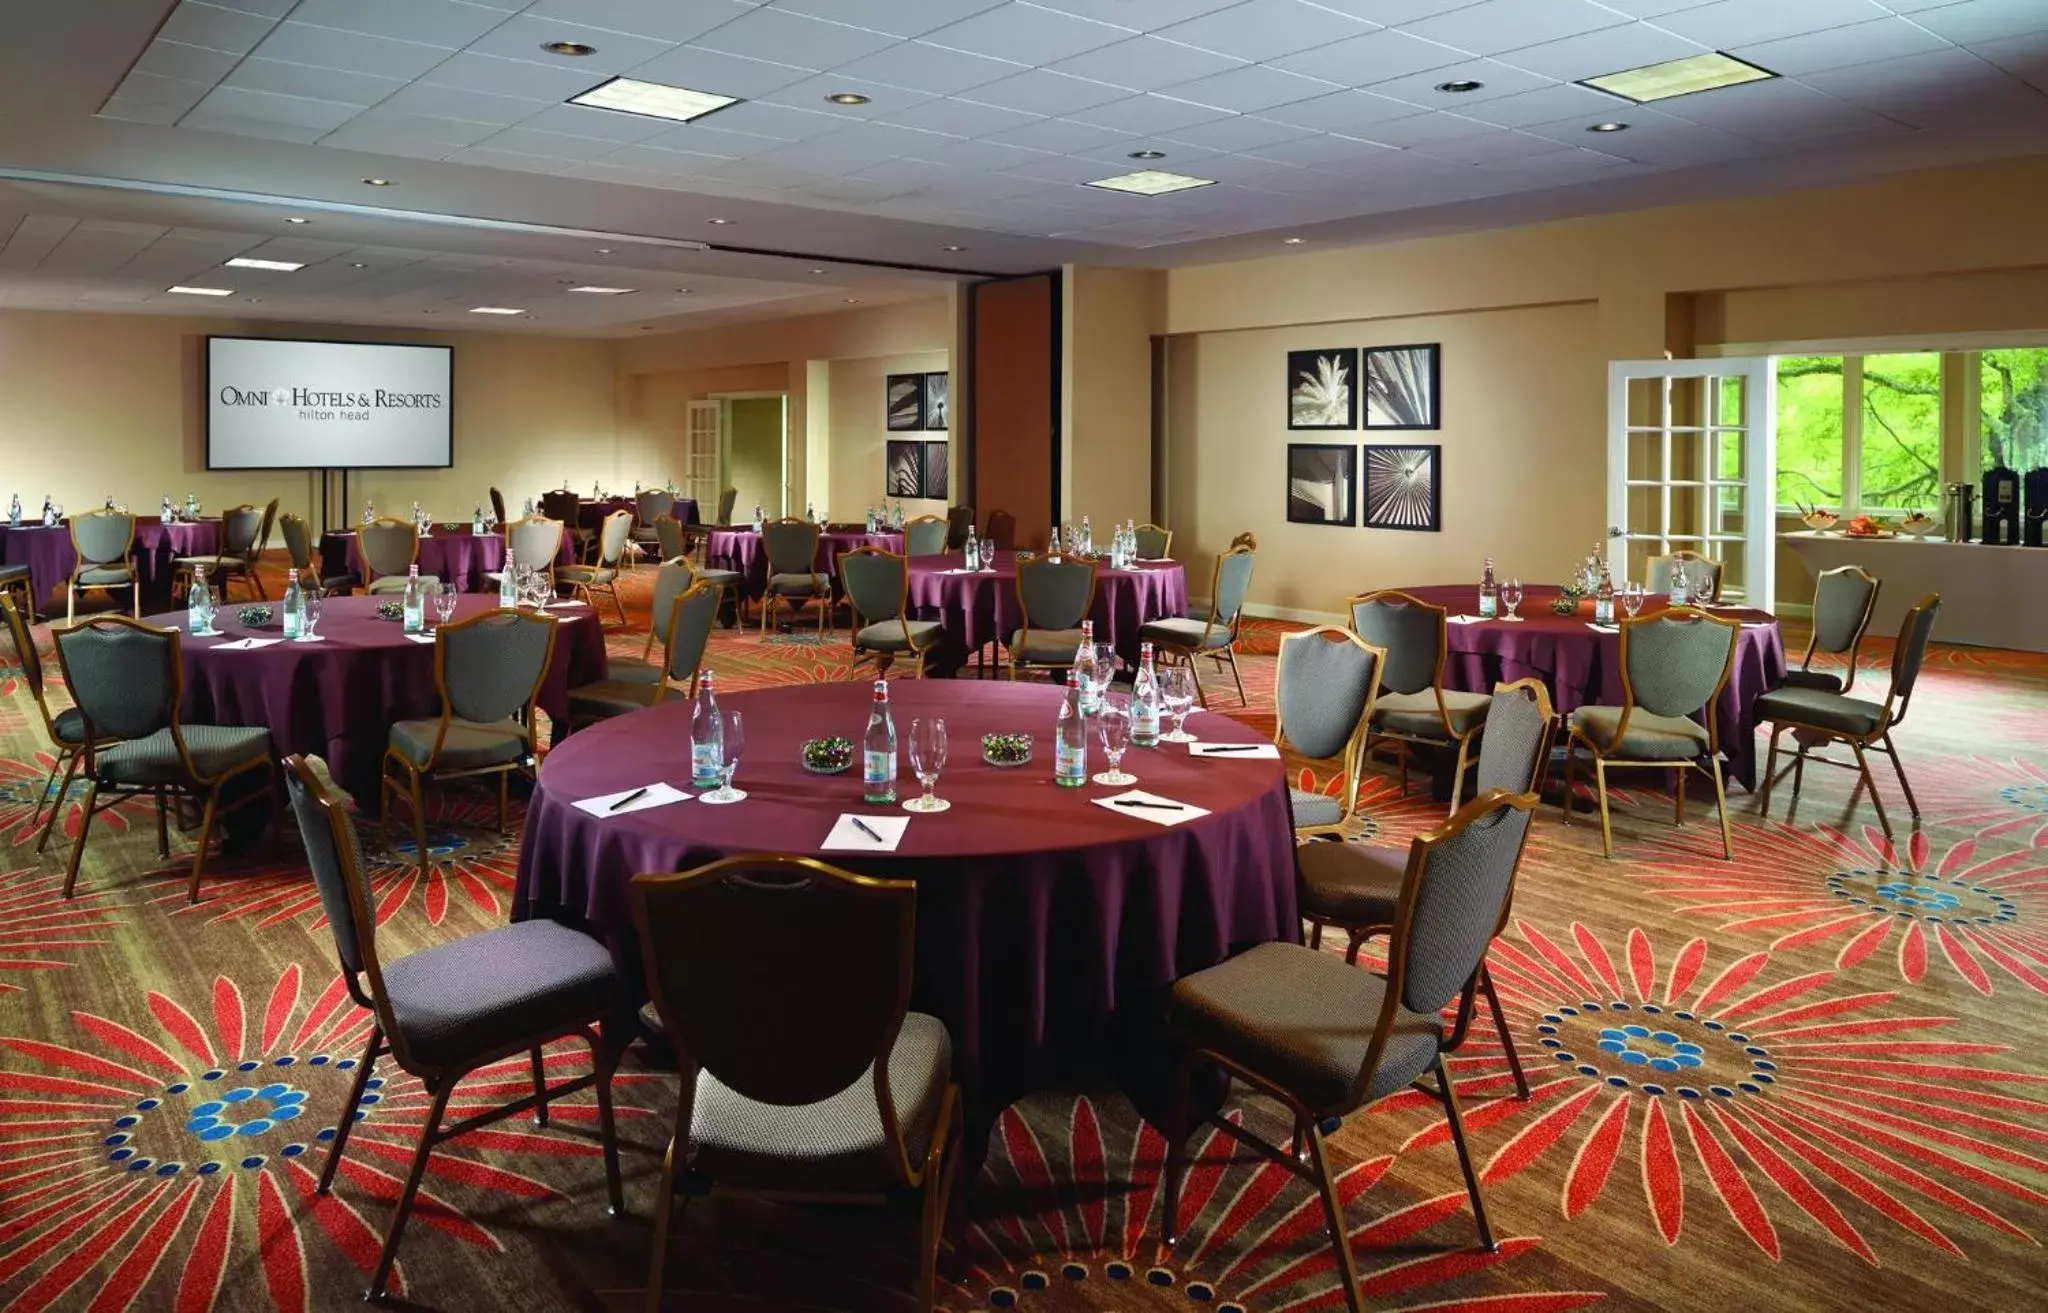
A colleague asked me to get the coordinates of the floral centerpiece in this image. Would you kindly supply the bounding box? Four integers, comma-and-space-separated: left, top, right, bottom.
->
237, 605, 273, 627
982, 732, 1033, 767
801, 737, 853, 774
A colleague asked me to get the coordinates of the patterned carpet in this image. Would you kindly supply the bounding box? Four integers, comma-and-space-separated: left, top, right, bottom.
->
3, 566, 2045, 1312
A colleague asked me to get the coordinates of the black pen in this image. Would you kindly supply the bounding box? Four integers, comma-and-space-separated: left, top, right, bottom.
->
1198, 745, 1262, 753
852, 817, 887, 843
1114, 799, 1181, 811
606, 786, 650, 813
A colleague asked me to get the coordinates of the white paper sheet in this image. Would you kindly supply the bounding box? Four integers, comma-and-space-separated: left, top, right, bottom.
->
822, 813, 909, 851
1094, 789, 1211, 826
571, 781, 692, 818
1446, 614, 1484, 625
403, 633, 437, 644
214, 637, 283, 650
1586, 623, 1620, 634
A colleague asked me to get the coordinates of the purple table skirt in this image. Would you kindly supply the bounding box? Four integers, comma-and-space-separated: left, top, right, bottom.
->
1404, 584, 1787, 789
151, 595, 609, 808
578, 497, 698, 529
512, 681, 1297, 1138
2, 520, 219, 608
704, 529, 905, 598
908, 550, 1189, 668
324, 530, 573, 591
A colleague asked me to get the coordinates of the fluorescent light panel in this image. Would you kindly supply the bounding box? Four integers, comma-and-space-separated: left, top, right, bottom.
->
567, 285, 635, 294
469, 306, 526, 315
167, 285, 233, 296
1581, 51, 1774, 103
1084, 168, 1216, 196
225, 257, 304, 271
570, 77, 738, 123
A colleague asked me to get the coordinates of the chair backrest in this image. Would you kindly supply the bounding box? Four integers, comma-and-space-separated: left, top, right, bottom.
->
1647, 551, 1723, 602
663, 583, 719, 687
1620, 608, 1739, 729
983, 509, 1017, 550
1275, 625, 1381, 763
254, 497, 279, 555
1017, 556, 1097, 631
946, 505, 975, 549
1347, 590, 1445, 696
654, 514, 687, 561
636, 489, 674, 524
539, 489, 580, 526
489, 487, 508, 527
1382, 791, 1540, 1029
1229, 531, 1258, 551
903, 515, 949, 557
1473, 680, 1556, 796
840, 547, 908, 626
281, 755, 380, 989
1, 594, 47, 705
279, 513, 317, 571
218, 504, 263, 558
70, 510, 136, 567
1807, 565, 1880, 672
51, 614, 177, 742
436, 609, 557, 727
716, 486, 739, 526
1885, 594, 1941, 726
595, 509, 634, 566
1210, 546, 1255, 627
631, 855, 921, 1180
648, 562, 695, 645
507, 515, 564, 571
359, 517, 419, 580
1135, 523, 1172, 559
761, 518, 819, 575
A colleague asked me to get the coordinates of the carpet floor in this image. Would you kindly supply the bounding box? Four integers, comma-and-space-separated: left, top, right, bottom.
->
3, 564, 2045, 1312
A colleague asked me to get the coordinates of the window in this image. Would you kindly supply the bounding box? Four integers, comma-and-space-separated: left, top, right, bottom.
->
1775, 352, 1943, 514
1775, 356, 1845, 509
1981, 347, 2048, 473
1857, 352, 1941, 511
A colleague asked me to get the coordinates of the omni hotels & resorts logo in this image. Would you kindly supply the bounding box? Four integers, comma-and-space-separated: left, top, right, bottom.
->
217, 384, 445, 422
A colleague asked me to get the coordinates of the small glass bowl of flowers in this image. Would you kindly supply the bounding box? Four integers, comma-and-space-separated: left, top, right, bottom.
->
981, 732, 1033, 768
237, 604, 274, 627
801, 737, 854, 775
375, 600, 405, 621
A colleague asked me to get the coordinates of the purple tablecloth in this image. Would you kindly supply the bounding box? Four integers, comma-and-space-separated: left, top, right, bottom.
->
2, 520, 218, 608
1402, 584, 1787, 789
703, 529, 905, 598
149, 595, 609, 808
513, 681, 1297, 1145
324, 530, 572, 591
908, 550, 1189, 668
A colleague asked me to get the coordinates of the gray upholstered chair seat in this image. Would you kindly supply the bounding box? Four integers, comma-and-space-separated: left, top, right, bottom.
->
1778, 668, 1845, 694
768, 572, 824, 594
52, 706, 88, 745
855, 619, 942, 653
389, 718, 528, 770
688, 1012, 952, 1191
1009, 628, 1086, 664
1753, 686, 1886, 738
566, 680, 659, 719
98, 725, 270, 783
1297, 841, 1404, 926
1289, 787, 1344, 829
1569, 706, 1709, 759
696, 567, 745, 587
380, 919, 614, 1068
559, 565, 617, 585
1372, 689, 1490, 738
76, 565, 136, 586
366, 576, 413, 595
175, 554, 251, 571
1168, 942, 1440, 1114
0, 562, 28, 581
1139, 616, 1227, 649
606, 658, 663, 686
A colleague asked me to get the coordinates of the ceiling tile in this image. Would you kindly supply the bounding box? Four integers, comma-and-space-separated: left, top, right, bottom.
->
183, 84, 365, 131
286, 0, 511, 47
982, 116, 1133, 152
175, 109, 329, 144
1725, 16, 1951, 76
319, 113, 501, 151
1045, 35, 1246, 92
1002, 152, 1148, 182
1798, 46, 2048, 127
879, 96, 1041, 135
1260, 88, 1432, 132
133, 40, 242, 85
203, 0, 298, 15
1412, 126, 1573, 163
1348, 109, 1495, 144
1970, 30, 2048, 93
1400, 0, 1629, 58
1155, 0, 1377, 62
907, 136, 1061, 170
474, 126, 628, 160
1578, 0, 1717, 14
1024, 0, 1245, 30
98, 92, 195, 126
643, 121, 791, 155
827, 40, 1025, 94
1270, 28, 1473, 84
924, 2, 1136, 63
691, 8, 902, 69
249, 22, 457, 80
1651, 0, 1893, 47
1242, 131, 1402, 165
964, 68, 1131, 114
604, 142, 746, 170
443, 145, 575, 174
1523, 108, 1761, 163
1067, 135, 1224, 164
1460, 80, 1624, 128
769, 0, 1007, 38
1158, 113, 1316, 150
1908, 0, 2048, 45
1364, 56, 1554, 103
626, 44, 819, 97
518, 0, 754, 43
219, 58, 409, 106
752, 73, 939, 117
1498, 21, 1710, 82
420, 51, 608, 100
514, 101, 684, 142
1311, 0, 1490, 19
381, 81, 548, 123
465, 15, 678, 74
1651, 77, 1897, 139
157, 2, 280, 56
1163, 63, 1339, 112
1064, 92, 1230, 134
683, 99, 856, 139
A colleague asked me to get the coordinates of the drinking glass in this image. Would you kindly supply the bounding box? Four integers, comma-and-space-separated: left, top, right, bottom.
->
1160, 664, 1197, 743
1093, 697, 1136, 786
1089, 643, 1118, 704
299, 590, 323, 640
1501, 577, 1524, 620
432, 585, 459, 631
704, 710, 746, 803
905, 716, 950, 813
1622, 581, 1645, 618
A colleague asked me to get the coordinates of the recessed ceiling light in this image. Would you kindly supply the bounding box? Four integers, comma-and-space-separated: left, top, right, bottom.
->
362, 177, 391, 186
1581, 51, 1774, 103
810, 268, 825, 274
942, 244, 966, 252
593, 247, 613, 255
470, 306, 526, 315
1586, 121, 1629, 133
673, 288, 692, 294
825, 92, 870, 105
349, 262, 366, 269
1435, 79, 1484, 93
284, 217, 310, 224
570, 76, 738, 123
1085, 168, 1215, 196
1282, 237, 1306, 245
568, 285, 635, 294
541, 40, 597, 57
225, 257, 304, 271
1128, 149, 1166, 160
167, 285, 233, 296
707, 217, 732, 225
843, 298, 860, 304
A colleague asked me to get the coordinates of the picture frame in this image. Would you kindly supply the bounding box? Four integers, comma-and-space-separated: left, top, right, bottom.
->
1362, 443, 1441, 532
886, 438, 949, 499
1287, 348, 1358, 430
920, 439, 949, 498
887, 373, 925, 431
922, 372, 950, 431
1286, 443, 1357, 526
1363, 343, 1441, 430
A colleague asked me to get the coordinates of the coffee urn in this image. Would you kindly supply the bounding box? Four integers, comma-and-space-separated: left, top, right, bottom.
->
1943, 482, 1975, 543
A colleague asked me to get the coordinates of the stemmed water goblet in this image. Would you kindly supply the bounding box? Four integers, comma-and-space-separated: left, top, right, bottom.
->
431, 584, 459, 632
1160, 664, 1197, 743
905, 717, 950, 813
703, 710, 746, 803
1621, 581, 1646, 619
299, 589, 323, 641
1093, 697, 1136, 786
1088, 642, 1118, 707
1501, 577, 1524, 621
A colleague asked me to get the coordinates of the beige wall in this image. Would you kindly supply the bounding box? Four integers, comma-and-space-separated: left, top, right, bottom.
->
827, 351, 949, 520
1064, 265, 1164, 529
0, 309, 627, 538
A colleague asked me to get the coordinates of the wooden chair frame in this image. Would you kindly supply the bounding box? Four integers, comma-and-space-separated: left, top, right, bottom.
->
1347, 589, 1484, 809
759, 517, 828, 638
1792, 564, 1882, 695
1006, 555, 1099, 681
1272, 625, 1384, 839
1155, 545, 1252, 708
65, 509, 141, 622
845, 547, 938, 679
3, 594, 105, 855
0, 563, 36, 623
359, 516, 422, 592
561, 508, 634, 626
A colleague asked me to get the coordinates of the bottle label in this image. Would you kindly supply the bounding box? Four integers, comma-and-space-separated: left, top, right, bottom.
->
1056, 738, 1086, 785
1596, 596, 1613, 624
283, 609, 300, 640
691, 741, 722, 787
1133, 704, 1160, 743
1477, 591, 1497, 618
863, 750, 897, 800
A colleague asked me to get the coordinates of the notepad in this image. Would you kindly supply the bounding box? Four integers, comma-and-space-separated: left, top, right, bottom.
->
214, 637, 283, 650
571, 782, 691, 818
1586, 623, 1620, 634
404, 633, 437, 644
1188, 742, 1280, 759
1447, 614, 1485, 625
1094, 790, 1210, 826
822, 813, 908, 852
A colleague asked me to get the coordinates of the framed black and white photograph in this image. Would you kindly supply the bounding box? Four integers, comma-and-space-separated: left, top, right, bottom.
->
1286, 443, 1356, 526
920, 439, 949, 498
887, 373, 925, 431
886, 439, 923, 496
1363, 343, 1441, 430
1363, 443, 1441, 531
1287, 348, 1358, 430
922, 372, 949, 431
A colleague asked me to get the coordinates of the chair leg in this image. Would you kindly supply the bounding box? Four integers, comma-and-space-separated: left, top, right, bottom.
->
38, 752, 81, 854
530, 1046, 550, 1128
1344, 932, 1365, 967
130, 580, 140, 619
1448, 737, 1472, 814
65, 584, 75, 625
1187, 654, 1208, 708
611, 583, 628, 628
592, 1035, 624, 1216
1757, 724, 1784, 816
1159, 1057, 1193, 1249
644, 1103, 690, 1313
1308, 921, 1323, 951
1479, 964, 1530, 1100
1223, 646, 1246, 706
1559, 745, 1576, 826
1303, 1118, 1366, 1313
916, 1136, 950, 1312
1882, 732, 1920, 821
1709, 758, 1733, 860
1851, 741, 1893, 840
318, 1028, 381, 1194
155, 787, 170, 860
409, 772, 431, 875
61, 778, 99, 898
185, 784, 221, 904
30, 746, 70, 832
1437, 1053, 1498, 1251
1594, 758, 1615, 858
365, 1082, 452, 1301
1673, 767, 1686, 826
498, 771, 510, 833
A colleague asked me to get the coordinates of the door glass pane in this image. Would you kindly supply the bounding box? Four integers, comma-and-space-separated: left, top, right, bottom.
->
1715, 375, 1746, 427
1626, 486, 1663, 542
1719, 551, 1745, 599
1714, 429, 1743, 480
1980, 347, 2048, 473
1670, 429, 1704, 482
1860, 352, 1941, 512
1668, 376, 1705, 430
1776, 355, 1844, 511
1628, 430, 1662, 480
1627, 377, 1665, 428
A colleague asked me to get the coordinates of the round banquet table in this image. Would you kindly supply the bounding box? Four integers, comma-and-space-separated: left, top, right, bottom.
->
2, 519, 219, 609
1400, 584, 1787, 789
703, 528, 904, 598
513, 680, 1298, 1154
908, 550, 1188, 669
577, 496, 698, 529
150, 595, 610, 809
321, 530, 574, 591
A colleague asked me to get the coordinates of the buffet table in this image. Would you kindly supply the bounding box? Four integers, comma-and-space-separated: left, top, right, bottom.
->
1782, 531, 2047, 652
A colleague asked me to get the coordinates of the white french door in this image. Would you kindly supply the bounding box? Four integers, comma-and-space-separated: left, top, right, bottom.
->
684, 400, 721, 515
1607, 358, 1777, 612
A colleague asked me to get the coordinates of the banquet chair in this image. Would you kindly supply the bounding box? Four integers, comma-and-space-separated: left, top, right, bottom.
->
282, 755, 623, 1303
0, 561, 35, 622
65, 509, 141, 623
945, 505, 975, 549
632, 854, 961, 1313
1270, 625, 1383, 838
844, 547, 944, 679
1158, 790, 1540, 1313
903, 514, 950, 558
654, 513, 688, 563
359, 517, 421, 595
380, 609, 557, 875
1781, 564, 1880, 693
1646, 550, 1723, 603
1349, 590, 1490, 812
3, 595, 95, 853
716, 485, 738, 527
484, 515, 566, 592
175, 500, 272, 603
675, 522, 745, 629
568, 582, 717, 725
1562, 607, 1740, 859
558, 509, 634, 626
489, 486, 508, 530
541, 488, 593, 562
1141, 545, 1255, 708
1135, 523, 1173, 559
1007, 555, 1098, 681
760, 517, 828, 638
1755, 594, 1940, 841
1229, 530, 1258, 551
983, 509, 1016, 550
1297, 680, 1555, 1102
279, 513, 356, 597
614, 560, 694, 683
50, 613, 276, 902
632, 489, 674, 561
